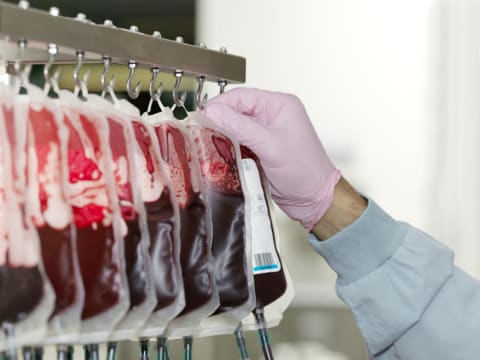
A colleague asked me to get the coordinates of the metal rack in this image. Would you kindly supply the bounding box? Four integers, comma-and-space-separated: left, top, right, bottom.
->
0, 1, 246, 84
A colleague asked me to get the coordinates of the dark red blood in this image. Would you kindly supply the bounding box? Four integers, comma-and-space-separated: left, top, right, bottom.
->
177, 193, 213, 314
123, 218, 147, 307
28, 107, 79, 317
37, 224, 77, 315
190, 127, 249, 314
0, 265, 44, 323
153, 123, 214, 315
0, 104, 43, 324
144, 189, 179, 310
240, 146, 287, 309
76, 223, 121, 319
106, 117, 147, 308
132, 121, 181, 311
208, 191, 249, 313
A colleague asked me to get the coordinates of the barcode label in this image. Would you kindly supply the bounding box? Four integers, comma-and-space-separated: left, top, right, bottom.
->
242, 158, 282, 275
254, 252, 280, 272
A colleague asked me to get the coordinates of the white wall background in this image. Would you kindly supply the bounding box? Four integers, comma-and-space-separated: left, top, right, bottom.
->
197, 0, 440, 230
431, 0, 480, 278
198, 1, 480, 358
197, 0, 480, 278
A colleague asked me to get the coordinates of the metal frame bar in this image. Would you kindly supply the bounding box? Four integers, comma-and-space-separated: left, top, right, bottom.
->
0, 1, 246, 83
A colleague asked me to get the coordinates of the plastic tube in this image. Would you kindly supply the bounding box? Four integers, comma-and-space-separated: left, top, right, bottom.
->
56, 345, 68, 360
3, 325, 16, 360
183, 337, 192, 360
106, 342, 116, 360
234, 325, 250, 360
140, 340, 149, 360
21, 347, 32, 360
83, 345, 90, 360
83, 344, 98, 360
32, 348, 43, 360
254, 309, 274, 360
66, 346, 74, 360
155, 337, 167, 360
89, 345, 99, 360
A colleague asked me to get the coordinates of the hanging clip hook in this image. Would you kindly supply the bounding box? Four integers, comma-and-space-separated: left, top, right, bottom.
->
10, 38, 30, 92
101, 56, 119, 104
217, 47, 228, 94
126, 60, 141, 99
147, 67, 164, 114
101, 55, 112, 95
172, 70, 186, 107
14, 38, 27, 76
43, 43, 59, 93
149, 67, 163, 102
73, 50, 89, 96
73, 50, 84, 90
218, 79, 227, 94
195, 76, 208, 109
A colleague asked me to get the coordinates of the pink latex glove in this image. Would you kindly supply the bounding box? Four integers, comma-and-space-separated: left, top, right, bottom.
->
203, 88, 341, 230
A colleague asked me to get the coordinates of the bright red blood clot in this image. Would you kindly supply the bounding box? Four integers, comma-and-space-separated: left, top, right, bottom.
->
64, 113, 121, 319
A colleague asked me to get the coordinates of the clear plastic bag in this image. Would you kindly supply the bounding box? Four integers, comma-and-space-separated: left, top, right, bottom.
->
58, 90, 129, 343
20, 86, 84, 344
85, 94, 156, 340
239, 146, 294, 331
0, 86, 55, 351
145, 109, 219, 337
184, 111, 256, 337
130, 115, 184, 338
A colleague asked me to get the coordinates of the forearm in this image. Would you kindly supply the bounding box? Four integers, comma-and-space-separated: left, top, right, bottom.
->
308, 186, 463, 358
313, 177, 367, 240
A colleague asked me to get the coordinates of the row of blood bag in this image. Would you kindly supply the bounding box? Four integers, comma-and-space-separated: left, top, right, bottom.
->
0, 81, 293, 355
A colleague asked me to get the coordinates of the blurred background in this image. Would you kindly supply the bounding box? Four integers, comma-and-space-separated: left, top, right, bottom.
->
11, 0, 480, 358
198, 1, 480, 357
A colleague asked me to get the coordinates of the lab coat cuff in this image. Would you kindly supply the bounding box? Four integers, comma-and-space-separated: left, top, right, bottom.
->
308, 198, 408, 285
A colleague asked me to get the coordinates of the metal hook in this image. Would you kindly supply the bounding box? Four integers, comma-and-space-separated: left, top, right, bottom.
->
218, 79, 227, 94
14, 38, 27, 75
172, 70, 186, 107
73, 50, 90, 97
148, 67, 163, 102
100, 56, 119, 104
126, 60, 141, 99
73, 50, 84, 90
43, 43, 58, 91
146, 67, 164, 114
9, 38, 29, 92
195, 76, 208, 109
101, 55, 112, 95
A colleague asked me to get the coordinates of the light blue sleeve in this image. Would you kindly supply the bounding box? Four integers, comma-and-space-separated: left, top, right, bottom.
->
308, 199, 480, 359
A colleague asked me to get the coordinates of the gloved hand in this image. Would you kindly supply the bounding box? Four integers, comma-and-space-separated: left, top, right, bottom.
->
203, 87, 341, 230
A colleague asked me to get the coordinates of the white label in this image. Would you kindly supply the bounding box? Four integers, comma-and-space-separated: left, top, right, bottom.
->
242, 158, 281, 274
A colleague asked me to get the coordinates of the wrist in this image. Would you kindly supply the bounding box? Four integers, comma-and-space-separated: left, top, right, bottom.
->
312, 177, 367, 240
